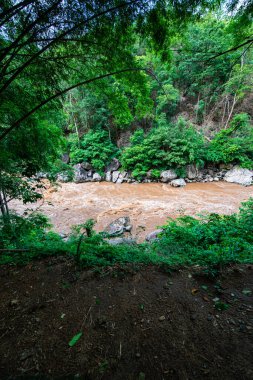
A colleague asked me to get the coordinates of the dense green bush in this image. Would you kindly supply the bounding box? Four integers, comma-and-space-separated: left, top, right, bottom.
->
69, 129, 119, 172
153, 198, 253, 267
121, 116, 205, 179
206, 113, 253, 168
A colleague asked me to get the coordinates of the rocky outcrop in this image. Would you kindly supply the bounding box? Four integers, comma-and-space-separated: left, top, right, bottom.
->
73, 164, 88, 183
186, 164, 197, 179
160, 170, 177, 183
105, 171, 111, 182
112, 171, 120, 183
59, 159, 252, 187
57, 173, 70, 182
224, 167, 253, 186
116, 171, 128, 184
92, 173, 102, 182
170, 178, 186, 187
104, 216, 132, 236
82, 162, 93, 171
106, 158, 121, 172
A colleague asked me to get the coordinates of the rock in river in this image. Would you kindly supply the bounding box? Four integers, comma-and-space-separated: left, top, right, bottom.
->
160, 170, 177, 183
170, 178, 186, 187
105, 216, 131, 236
224, 166, 253, 186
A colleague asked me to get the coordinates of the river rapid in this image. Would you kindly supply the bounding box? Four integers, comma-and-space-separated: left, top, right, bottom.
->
10, 181, 253, 241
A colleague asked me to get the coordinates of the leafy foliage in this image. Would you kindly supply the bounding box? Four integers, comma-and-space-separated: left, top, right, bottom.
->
69, 130, 119, 172
121, 116, 205, 179
206, 113, 253, 168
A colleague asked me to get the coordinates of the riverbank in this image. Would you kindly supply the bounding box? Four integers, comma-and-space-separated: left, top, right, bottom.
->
10, 181, 253, 241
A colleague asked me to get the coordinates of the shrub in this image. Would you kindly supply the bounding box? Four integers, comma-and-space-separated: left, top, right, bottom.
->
121, 116, 205, 179
69, 129, 119, 172
152, 198, 253, 266
206, 113, 253, 168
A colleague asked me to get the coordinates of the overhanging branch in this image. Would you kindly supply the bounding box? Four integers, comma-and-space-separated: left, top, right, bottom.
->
0, 67, 148, 141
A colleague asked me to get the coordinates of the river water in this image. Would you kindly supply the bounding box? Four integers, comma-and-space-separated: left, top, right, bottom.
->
10, 182, 253, 241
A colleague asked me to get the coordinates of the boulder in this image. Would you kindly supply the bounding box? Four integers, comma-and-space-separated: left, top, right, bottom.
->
57, 173, 70, 182
61, 153, 70, 164
145, 229, 163, 242
106, 237, 136, 246
82, 162, 93, 171
160, 170, 177, 183
106, 158, 121, 172
116, 171, 128, 184
146, 170, 153, 179
87, 170, 93, 177
105, 171, 111, 182
112, 171, 120, 183
36, 172, 48, 179
224, 166, 253, 186
73, 164, 88, 183
170, 178, 186, 187
186, 165, 197, 179
92, 172, 102, 182
105, 216, 131, 236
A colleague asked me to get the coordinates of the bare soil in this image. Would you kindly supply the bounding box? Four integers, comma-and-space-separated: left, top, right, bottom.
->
0, 259, 252, 380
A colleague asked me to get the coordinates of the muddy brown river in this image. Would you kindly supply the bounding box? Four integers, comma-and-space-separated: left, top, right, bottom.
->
11, 182, 253, 241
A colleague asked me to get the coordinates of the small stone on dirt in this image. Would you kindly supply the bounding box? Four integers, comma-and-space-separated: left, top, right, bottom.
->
10, 299, 19, 306
159, 315, 166, 321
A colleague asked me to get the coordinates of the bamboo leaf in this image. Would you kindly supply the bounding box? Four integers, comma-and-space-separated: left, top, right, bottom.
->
68, 332, 82, 347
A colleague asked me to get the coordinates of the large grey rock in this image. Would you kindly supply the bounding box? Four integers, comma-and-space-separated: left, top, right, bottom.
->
105, 216, 131, 236
106, 237, 136, 246
105, 171, 111, 182
116, 171, 128, 184
57, 173, 70, 182
92, 172, 102, 182
73, 164, 88, 183
82, 162, 93, 171
112, 171, 120, 183
106, 158, 121, 172
186, 165, 197, 179
224, 166, 253, 186
170, 178, 186, 187
146, 229, 163, 242
160, 170, 177, 183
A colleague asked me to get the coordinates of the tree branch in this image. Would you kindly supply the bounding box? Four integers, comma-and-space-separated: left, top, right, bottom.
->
0, 67, 147, 141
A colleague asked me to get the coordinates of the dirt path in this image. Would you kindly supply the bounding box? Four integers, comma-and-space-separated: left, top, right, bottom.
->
0, 259, 252, 379
10, 181, 253, 241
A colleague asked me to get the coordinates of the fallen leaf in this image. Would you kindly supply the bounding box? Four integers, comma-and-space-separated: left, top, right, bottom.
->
69, 332, 82, 347
203, 296, 209, 302
191, 288, 198, 295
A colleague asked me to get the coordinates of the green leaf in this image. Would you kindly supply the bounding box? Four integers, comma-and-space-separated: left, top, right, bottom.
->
68, 332, 83, 347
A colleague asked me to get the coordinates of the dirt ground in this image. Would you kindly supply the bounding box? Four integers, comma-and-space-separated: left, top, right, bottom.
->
0, 259, 252, 380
